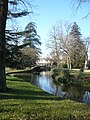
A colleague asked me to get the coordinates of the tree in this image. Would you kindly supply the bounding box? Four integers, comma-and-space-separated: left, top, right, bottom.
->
24, 22, 41, 52
20, 47, 39, 68
83, 37, 90, 69
69, 22, 86, 68
0, 0, 8, 92
47, 22, 86, 69
19, 22, 41, 68
0, 0, 32, 92
47, 26, 61, 67
47, 22, 72, 69
5, 22, 41, 69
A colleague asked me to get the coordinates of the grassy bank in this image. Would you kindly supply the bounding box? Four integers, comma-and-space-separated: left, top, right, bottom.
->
0, 75, 90, 119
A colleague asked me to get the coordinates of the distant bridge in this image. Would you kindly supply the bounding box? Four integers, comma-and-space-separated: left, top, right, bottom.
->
6, 66, 51, 75
31, 66, 51, 73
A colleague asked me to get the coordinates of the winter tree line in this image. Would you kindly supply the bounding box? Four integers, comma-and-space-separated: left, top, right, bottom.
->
47, 22, 90, 70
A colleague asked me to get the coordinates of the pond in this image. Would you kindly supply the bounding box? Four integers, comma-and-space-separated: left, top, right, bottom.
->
14, 71, 90, 104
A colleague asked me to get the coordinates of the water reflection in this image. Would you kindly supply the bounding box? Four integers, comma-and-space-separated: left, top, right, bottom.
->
14, 71, 90, 104
83, 91, 90, 104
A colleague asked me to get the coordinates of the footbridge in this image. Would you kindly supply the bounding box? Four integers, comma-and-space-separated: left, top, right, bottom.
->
31, 65, 51, 73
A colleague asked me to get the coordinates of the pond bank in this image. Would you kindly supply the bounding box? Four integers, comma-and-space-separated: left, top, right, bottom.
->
14, 71, 90, 104
0, 75, 90, 119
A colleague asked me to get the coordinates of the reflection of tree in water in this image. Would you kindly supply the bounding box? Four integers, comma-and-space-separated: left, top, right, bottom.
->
14, 73, 37, 84
49, 79, 88, 102
50, 81, 67, 97
15, 72, 90, 104
55, 84, 67, 97
61, 85, 86, 102
83, 91, 90, 104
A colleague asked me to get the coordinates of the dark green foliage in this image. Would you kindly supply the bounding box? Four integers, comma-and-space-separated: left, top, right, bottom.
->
8, 0, 31, 19
5, 22, 41, 69
52, 68, 71, 84
0, 0, 34, 92
5, 2, 41, 69
51, 68, 61, 80
62, 63, 68, 68
19, 47, 39, 68
58, 69, 71, 84
74, 69, 84, 79
69, 22, 86, 68
24, 22, 41, 50
51, 67, 86, 85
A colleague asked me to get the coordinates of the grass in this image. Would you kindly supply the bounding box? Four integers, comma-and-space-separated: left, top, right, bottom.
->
0, 75, 90, 119
6, 67, 33, 75
70, 70, 90, 88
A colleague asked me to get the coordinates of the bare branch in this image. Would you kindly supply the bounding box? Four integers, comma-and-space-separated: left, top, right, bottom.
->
72, 0, 90, 17
82, 12, 90, 19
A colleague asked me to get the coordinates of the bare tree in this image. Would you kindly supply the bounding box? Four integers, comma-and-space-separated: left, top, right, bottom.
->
47, 22, 72, 69
72, 0, 90, 18
83, 37, 90, 69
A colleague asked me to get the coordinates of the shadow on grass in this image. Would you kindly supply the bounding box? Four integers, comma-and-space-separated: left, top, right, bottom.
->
0, 87, 61, 101
0, 75, 62, 101
6, 75, 27, 83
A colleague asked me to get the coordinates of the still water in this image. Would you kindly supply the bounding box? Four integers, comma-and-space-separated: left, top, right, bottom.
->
15, 71, 90, 104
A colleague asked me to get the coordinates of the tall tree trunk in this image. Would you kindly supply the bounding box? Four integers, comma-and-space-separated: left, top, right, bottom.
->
67, 53, 71, 70
0, 0, 8, 92
68, 56, 71, 70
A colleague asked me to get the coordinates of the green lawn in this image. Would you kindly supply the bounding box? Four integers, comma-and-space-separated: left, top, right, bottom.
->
0, 75, 90, 120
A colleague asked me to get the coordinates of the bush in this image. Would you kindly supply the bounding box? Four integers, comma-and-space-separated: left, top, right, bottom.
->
52, 68, 85, 85
80, 67, 84, 72
62, 64, 68, 68
51, 68, 61, 80
61, 69, 70, 78
75, 69, 84, 79
58, 69, 71, 84
51, 68, 71, 84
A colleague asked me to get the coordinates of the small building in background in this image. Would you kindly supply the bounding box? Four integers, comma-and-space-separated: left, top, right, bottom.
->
36, 58, 51, 66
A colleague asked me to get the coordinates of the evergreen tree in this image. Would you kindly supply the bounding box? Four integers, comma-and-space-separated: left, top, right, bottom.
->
5, 22, 41, 69
0, 0, 32, 92
69, 22, 85, 68
24, 22, 41, 52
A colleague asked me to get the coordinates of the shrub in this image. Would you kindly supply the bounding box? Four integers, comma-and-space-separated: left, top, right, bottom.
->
51, 68, 71, 84
75, 69, 84, 79
80, 67, 84, 72
58, 69, 71, 84
51, 68, 61, 80
62, 69, 70, 78
62, 64, 68, 68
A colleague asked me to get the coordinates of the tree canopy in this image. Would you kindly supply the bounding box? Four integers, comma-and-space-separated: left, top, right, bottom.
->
69, 22, 85, 68
0, 0, 36, 92
47, 22, 86, 69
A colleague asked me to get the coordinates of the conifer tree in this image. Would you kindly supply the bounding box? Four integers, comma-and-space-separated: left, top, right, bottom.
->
0, 0, 32, 92
69, 22, 85, 68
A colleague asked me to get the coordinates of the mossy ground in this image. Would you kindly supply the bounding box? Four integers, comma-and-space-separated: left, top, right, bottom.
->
0, 75, 90, 119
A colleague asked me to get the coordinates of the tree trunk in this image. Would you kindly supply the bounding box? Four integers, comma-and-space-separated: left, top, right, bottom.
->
0, 0, 8, 92
67, 54, 71, 70
84, 56, 88, 69
69, 56, 71, 70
